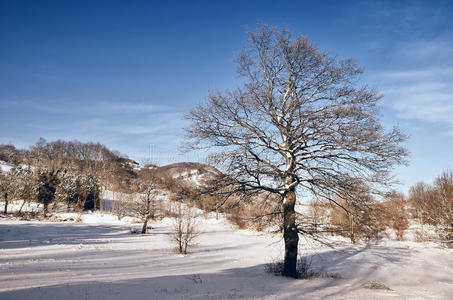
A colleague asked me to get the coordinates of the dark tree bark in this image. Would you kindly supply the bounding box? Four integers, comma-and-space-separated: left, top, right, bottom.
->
141, 216, 149, 234
3, 192, 7, 214
282, 187, 298, 277
37, 170, 60, 216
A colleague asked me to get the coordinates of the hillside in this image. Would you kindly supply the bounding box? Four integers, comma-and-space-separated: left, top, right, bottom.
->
151, 162, 223, 188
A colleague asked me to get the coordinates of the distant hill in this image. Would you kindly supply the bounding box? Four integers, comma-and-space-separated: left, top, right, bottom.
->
151, 162, 223, 188
0, 141, 225, 193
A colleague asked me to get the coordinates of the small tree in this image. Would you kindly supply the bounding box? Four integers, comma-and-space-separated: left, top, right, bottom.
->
172, 203, 199, 254
329, 180, 382, 243
56, 172, 80, 211
409, 170, 453, 244
185, 25, 407, 277
382, 190, 408, 241
0, 170, 14, 214
37, 169, 60, 215
12, 167, 37, 213
433, 170, 453, 239
409, 182, 429, 223
134, 177, 158, 234
81, 174, 100, 210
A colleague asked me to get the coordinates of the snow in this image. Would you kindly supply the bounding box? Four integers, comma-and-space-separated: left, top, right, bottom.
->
0, 210, 452, 299
0, 160, 16, 173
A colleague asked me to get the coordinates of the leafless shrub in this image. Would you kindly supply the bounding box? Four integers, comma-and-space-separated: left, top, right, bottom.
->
408, 169, 453, 245
224, 193, 281, 231
328, 182, 386, 243
112, 191, 132, 220
265, 255, 340, 279
414, 229, 429, 243
361, 280, 392, 290
172, 203, 199, 254
375, 191, 409, 241
14, 211, 38, 220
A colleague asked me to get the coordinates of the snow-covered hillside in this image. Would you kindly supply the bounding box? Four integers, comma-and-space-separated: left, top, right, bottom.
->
152, 162, 223, 187
0, 210, 452, 299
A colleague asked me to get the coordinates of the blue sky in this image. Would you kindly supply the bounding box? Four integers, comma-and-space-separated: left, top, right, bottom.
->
1, 0, 452, 193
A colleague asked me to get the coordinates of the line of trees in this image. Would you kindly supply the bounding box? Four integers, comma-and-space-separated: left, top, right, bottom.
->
408, 170, 453, 244
0, 165, 103, 216
0, 138, 137, 216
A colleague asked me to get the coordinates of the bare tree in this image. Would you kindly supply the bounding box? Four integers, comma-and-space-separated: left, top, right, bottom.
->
134, 172, 159, 233
172, 202, 199, 254
112, 190, 132, 220
185, 25, 407, 277
12, 167, 37, 214
0, 170, 14, 214
409, 170, 453, 245
433, 170, 453, 235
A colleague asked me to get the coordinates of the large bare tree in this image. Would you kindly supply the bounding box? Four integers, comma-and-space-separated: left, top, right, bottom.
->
185, 25, 407, 278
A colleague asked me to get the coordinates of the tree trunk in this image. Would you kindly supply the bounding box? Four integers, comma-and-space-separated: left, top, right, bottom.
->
141, 216, 149, 234
43, 202, 49, 215
3, 193, 8, 214
282, 187, 299, 278
99, 186, 103, 212
19, 200, 26, 213
349, 214, 355, 244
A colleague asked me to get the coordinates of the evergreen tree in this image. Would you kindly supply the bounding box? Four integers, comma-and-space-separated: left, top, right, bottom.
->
37, 169, 60, 215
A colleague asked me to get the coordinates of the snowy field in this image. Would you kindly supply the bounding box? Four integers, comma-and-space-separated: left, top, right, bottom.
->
1, 210, 452, 300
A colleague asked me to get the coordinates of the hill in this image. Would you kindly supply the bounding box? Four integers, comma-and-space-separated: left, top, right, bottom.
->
151, 162, 223, 188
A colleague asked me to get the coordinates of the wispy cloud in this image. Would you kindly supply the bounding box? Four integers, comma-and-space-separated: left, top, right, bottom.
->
93, 102, 169, 114
110, 112, 186, 135
394, 39, 453, 64
0, 100, 170, 115
0, 98, 189, 162
379, 67, 453, 134
380, 68, 453, 81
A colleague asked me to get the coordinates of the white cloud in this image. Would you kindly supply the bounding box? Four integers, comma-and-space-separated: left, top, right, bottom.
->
380, 68, 453, 81
95, 102, 169, 114
379, 67, 453, 132
400, 40, 453, 61
110, 112, 186, 135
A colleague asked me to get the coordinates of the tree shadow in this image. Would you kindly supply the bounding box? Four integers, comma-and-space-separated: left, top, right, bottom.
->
0, 222, 131, 249
1, 244, 443, 300
0, 264, 363, 300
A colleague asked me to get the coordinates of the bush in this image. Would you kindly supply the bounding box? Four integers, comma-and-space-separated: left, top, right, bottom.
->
172, 203, 199, 254
380, 191, 409, 241
224, 193, 281, 231
265, 255, 340, 279
37, 169, 60, 215
408, 170, 453, 245
329, 199, 385, 243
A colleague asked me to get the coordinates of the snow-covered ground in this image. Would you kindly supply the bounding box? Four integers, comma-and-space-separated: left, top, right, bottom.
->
0, 160, 16, 173
0, 210, 452, 300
